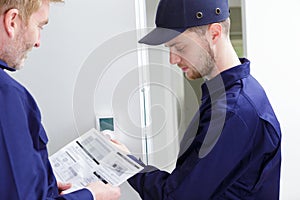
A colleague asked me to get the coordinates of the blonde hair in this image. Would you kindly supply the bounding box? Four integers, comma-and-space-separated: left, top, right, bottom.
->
0, 0, 64, 22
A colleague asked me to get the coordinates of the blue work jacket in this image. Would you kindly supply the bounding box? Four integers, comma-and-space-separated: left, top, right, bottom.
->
128, 58, 281, 199
0, 60, 93, 200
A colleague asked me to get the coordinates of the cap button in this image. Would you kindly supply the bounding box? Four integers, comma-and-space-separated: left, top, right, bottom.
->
215, 8, 221, 15
196, 12, 203, 19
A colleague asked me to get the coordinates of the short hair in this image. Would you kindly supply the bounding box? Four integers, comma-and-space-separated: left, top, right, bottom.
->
0, 0, 64, 23
187, 18, 231, 38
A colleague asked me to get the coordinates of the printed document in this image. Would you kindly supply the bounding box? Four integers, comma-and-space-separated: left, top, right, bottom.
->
49, 128, 144, 193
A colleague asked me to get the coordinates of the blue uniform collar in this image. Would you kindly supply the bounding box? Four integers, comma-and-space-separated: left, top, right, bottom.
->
201, 58, 250, 99
0, 59, 16, 72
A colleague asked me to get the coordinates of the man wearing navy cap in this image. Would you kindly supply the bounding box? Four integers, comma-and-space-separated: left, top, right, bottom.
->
126, 0, 282, 199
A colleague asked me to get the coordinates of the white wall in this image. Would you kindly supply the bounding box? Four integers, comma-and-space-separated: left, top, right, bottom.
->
12, 0, 140, 154
244, 0, 300, 199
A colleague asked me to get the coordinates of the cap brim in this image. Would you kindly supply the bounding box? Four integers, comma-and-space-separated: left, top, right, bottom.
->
138, 27, 185, 45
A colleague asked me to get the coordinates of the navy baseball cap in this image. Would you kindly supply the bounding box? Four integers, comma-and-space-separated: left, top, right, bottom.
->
139, 0, 230, 45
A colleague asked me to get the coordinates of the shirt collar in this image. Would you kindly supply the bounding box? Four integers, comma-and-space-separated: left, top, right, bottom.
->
0, 59, 16, 72
201, 58, 250, 100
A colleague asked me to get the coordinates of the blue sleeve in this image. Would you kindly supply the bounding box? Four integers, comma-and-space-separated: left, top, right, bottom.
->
0, 86, 93, 200
128, 113, 262, 200
50, 189, 94, 200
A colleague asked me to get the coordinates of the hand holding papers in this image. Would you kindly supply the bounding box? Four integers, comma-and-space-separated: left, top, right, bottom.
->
110, 139, 131, 154
50, 128, 144, 193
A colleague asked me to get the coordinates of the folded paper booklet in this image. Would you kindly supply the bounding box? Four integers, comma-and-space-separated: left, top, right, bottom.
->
49, 128, 144, 193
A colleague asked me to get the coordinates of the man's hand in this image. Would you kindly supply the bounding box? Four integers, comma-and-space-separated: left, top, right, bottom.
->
110, 139, 131, 154
87, 181, 121, 200
57, 182, 72, 194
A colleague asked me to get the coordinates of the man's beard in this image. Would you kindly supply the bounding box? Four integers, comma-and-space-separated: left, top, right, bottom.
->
0, 29, 32, 70
186, 44, 216, 81
197, 38, 217, 81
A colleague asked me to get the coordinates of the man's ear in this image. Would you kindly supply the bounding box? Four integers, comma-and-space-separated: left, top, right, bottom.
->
3, 9, 20, 38
207, 23, 222, 45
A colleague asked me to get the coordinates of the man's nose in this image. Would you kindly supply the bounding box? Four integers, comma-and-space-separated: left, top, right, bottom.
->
169, 51, 181, 65
34, 40, 40, 48
34, 34, 41, 48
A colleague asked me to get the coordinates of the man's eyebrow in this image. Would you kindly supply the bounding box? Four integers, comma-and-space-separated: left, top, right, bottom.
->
165, 42, 178, 48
